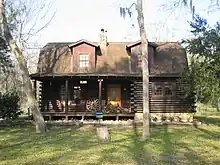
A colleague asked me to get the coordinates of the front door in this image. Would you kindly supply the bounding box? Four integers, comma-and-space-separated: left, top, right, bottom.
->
107, 84, 121, 106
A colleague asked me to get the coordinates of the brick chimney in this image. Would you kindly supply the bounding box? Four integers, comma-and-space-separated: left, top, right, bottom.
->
99, 29, 107, 55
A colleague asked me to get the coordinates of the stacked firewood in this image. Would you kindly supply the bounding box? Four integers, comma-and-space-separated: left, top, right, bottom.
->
103, 103, 130, 114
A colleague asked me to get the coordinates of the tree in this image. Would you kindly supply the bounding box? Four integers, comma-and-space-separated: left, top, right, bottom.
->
120, 0, 150, 139
0, 36, 16, 93
0, 0, 46, 133
0, 36, 11, 73
181, 15, 220, 108
4, 0, 55, 113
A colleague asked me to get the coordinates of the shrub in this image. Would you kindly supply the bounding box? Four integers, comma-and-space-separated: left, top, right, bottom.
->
0, 91, 22, 120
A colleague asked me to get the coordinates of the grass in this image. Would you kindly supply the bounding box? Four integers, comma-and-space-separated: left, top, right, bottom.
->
0, 111, 220, 165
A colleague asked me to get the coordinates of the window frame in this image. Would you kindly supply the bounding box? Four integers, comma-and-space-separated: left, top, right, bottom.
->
78, 52, 89, 68
164, 83, 174, 96
152, 82, 176, 99
152, 83, 163, 97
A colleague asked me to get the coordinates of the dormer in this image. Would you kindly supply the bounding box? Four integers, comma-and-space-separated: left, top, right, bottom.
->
68, 39, 99, 73
126, 40, 157, 73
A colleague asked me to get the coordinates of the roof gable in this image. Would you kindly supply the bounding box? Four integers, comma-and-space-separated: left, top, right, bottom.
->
68, 39, 99, 48
126, 40, 158, 48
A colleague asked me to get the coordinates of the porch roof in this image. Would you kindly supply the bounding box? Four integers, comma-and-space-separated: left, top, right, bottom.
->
30, 72, 182, 80
30, 73, 141, 79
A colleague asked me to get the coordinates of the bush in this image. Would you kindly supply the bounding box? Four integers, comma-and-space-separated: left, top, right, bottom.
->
0, 91, 22, 120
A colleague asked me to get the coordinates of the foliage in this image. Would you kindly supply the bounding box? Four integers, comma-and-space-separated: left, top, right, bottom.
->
119, 4, 133, 18
0, 91, 22, 119
0, 36, 13, 73
181, 15, 220, 107
0, 35, 19, 94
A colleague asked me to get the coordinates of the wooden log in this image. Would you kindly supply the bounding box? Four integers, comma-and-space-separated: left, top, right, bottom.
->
96, 126, 110, 143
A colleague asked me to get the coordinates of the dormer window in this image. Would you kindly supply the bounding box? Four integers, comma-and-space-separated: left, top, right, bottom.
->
79, 53, 89, 68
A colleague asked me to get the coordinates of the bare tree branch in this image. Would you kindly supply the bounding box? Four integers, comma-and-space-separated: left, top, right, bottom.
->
0, 0, 47, 133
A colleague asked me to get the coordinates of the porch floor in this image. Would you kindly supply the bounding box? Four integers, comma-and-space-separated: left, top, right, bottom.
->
41, 112, 135, 121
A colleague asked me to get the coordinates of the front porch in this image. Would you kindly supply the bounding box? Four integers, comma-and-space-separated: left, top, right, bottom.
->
31, 74, 140, 120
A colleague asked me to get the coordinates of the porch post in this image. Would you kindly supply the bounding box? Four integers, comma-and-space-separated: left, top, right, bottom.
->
65, 79, 69, 113
98, 79, 103, 111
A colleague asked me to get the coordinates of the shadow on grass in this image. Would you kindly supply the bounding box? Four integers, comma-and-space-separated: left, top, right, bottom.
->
129, 123, 152, 165
0, 125, 133, 165
86, 123, 153, 165
0, 125, 99, 164
196, 127, 220, 140
1, 120, 220, 165
194, 116, 220, 126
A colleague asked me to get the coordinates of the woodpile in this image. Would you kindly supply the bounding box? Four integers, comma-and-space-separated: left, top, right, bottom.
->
103, 103, 130, 114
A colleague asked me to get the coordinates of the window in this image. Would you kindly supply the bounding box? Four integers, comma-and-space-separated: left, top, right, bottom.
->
79, 53, 89, 68
152, 82, 175, 97
164, 84, 173, 96
153, 84, 163, 96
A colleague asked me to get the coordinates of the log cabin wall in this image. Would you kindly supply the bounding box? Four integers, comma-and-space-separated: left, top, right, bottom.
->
133, 80, 143, 113
133, 77, 195, 113
130, 82, 135, 112
37, 81, 43, 111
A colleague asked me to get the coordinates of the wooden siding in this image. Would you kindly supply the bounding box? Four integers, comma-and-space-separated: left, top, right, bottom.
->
72, 43, 96, 72
133, 78, 195, 113
130, 45, 154, 73
130, 82, 135, 112
134, 80, 143, 113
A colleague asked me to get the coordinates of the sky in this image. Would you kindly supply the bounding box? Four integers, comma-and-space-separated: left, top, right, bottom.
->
27, 0, 220, 48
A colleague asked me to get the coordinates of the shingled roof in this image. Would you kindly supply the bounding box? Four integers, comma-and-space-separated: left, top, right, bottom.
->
33, 40, 188, 77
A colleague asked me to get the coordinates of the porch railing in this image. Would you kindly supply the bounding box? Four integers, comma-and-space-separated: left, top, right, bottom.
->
41, 99, 132, 113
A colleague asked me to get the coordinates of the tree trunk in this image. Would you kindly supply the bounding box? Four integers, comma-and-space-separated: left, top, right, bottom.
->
136, 0, 150, 139
0, 0, 46, 133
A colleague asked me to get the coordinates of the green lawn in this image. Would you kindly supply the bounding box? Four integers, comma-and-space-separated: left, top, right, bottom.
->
0, 111, 220, 165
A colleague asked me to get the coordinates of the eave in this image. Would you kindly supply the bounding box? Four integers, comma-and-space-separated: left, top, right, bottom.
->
68, 39, 99, 48
126, 40, 158, 48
